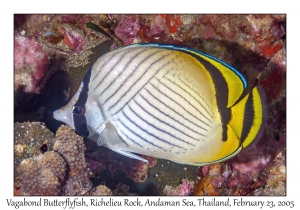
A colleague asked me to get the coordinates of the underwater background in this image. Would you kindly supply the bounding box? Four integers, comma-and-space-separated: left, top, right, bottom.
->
14, 14, 286, 196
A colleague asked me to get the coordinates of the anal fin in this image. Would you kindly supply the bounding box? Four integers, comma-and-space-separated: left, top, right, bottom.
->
111, 149, 148, 162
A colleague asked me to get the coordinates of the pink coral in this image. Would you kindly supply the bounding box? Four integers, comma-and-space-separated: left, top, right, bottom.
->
14, 32, 49, 94
163, 179, 194, 196
178, 179, 194, 195
231, 155, 270, 175
115, 15, 141, 45
194, 135, 283, 196
61, 15, 76, 24
57, 26, 86, 53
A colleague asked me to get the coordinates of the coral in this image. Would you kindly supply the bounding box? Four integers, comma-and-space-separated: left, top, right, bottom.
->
137, 15, 184, 45
163, 179, 194, 196
162, 14, 183, 33
85, 140, 157, 183
14, 31, 49, 94
57, 26, 86, 53
193, 164, 221, 196
14, 14, 113, 131
14, 14, 110, 107
193, 15, 285, 57
90, 185, 112, 196
18, 151, 67, 195
140, 159, 198, 195
260, 48, 286, 102
114, 15, 141, 45
193, 176, 219, 196
85, 140, 201, 195
61, 15, 77, 24
193, 138, 286, 196
255, 150, 286, 196
148, 15, 166, 39
16, 125, 112, 196
14, 122, 55, 176
53, 125, 93, 195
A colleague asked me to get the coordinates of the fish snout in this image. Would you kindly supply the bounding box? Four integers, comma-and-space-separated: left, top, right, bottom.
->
53, 108, 75, 129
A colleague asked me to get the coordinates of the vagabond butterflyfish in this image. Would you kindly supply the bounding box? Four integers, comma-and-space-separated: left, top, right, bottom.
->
53, 43, 267, 166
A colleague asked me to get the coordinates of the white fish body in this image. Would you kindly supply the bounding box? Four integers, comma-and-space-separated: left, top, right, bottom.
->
53, 43, 266, 166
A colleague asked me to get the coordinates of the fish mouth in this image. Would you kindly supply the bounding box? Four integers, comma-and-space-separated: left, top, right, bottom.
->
53, 109, 61, 121
53, 109, 75, 129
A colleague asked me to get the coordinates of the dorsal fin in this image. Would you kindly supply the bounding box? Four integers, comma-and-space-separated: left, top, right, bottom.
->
231, 72, 262, 107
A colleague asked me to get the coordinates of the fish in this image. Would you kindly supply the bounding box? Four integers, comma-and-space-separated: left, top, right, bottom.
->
53, 43, 267, 166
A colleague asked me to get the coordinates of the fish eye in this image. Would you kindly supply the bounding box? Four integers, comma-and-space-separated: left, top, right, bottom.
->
72, 105, 85, 116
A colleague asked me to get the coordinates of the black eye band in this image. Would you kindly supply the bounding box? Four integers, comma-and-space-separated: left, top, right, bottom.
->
72, 68, 92, 137
73, 114, 89, 137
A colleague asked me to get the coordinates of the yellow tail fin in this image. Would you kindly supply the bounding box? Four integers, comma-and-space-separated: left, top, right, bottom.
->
229, 86, 267, 148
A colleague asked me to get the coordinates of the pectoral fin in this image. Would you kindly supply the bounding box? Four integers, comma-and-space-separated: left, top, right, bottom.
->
97, 122, 148, 162
97, 121, 128, 147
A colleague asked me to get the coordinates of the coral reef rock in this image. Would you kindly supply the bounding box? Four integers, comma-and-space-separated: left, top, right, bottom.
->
14, 32, 49, 94
18, 151, 66, 195
85, 140, 157, 183
16, 125, 112, 196
14, 122, 55, 177
193, 147, 286, 196
90, 185, 112, 196
14, 14, 110, 113
137, 159, 198, 195
163, 179, 194, 196
53, 125, 92, 195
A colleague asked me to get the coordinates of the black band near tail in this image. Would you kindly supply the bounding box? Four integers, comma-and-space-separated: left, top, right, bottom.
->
178, 50, 231, 141
73, 68, 92, 137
